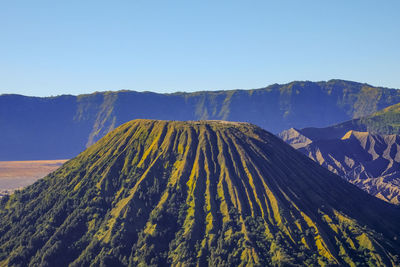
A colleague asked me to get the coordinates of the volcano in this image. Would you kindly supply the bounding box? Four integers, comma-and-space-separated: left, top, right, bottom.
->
0, 120, 399, 266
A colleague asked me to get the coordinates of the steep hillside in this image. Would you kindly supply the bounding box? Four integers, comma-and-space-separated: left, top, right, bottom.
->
0, 120, 399, 266
280, 129, 400, 204
1, 79, 400, 160
299, 102, 400, 141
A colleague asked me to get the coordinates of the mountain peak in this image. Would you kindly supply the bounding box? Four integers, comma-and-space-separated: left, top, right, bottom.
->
278, 128, 312, 149
341, 130, 370, 140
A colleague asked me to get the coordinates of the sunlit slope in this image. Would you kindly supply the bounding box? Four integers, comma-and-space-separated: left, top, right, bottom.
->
0, 120, 399, 266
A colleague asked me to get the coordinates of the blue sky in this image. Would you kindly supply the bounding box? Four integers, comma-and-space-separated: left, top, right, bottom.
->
1, 0, 399, 96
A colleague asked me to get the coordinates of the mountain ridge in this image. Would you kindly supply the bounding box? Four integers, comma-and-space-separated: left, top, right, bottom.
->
2, 79, 387, 98
2, 79, 400, 161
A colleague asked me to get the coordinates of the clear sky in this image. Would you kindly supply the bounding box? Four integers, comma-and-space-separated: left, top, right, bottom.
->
0, 0, 399, 96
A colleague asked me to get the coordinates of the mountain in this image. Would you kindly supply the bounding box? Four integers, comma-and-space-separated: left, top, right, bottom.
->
1, 120, 399, 266
279, 128, 400, 204
279, 102, 400, 204
299, 102, 400, 141
2, 79, 400, 160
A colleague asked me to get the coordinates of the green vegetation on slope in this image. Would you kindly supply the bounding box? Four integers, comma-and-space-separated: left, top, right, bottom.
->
356, 103, 400, 135
0, 120, 399, 266
300, 102, 400, 141
2, 79, 400, 160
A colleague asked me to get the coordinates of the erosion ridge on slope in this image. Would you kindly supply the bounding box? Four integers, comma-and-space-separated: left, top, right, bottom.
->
280, 128, 400, 204
2, 79, 400, 160
278, 102, 400, 204
0, 119, 399, 266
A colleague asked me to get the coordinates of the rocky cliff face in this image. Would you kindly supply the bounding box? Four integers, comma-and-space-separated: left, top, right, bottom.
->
2, 79, 400, 160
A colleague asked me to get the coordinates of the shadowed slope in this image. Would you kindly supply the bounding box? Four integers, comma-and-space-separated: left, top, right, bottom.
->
0, 120, 399, 266
297, 102, 400, 142
2, 79, 400, 160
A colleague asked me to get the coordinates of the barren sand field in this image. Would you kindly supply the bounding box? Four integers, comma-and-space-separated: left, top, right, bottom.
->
0, 160, 68, 196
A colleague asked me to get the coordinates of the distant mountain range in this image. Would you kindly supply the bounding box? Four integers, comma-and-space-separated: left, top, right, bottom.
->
1, 120, 399, 266
2, 79, 400, 160
279, 104, 400, 204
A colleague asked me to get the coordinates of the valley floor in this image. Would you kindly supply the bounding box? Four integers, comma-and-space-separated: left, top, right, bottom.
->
0, 160, 67, 197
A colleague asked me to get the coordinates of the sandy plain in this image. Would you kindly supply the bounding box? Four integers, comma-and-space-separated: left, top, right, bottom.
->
0, 160, 67, 196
